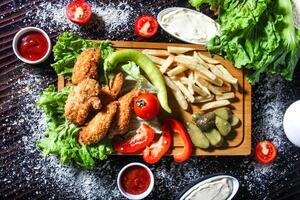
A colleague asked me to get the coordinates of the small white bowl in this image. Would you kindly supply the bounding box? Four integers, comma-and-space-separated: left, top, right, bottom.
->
117, 162, 154, 200
283, 100, 300, 147
12, 27, 51, 64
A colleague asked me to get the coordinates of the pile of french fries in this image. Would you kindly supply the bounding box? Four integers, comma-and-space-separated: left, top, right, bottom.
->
142, 47, 239, 111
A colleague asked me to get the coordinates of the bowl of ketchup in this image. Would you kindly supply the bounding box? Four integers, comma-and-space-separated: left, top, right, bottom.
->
117, 162, 154, 200
13, 27, 51, 64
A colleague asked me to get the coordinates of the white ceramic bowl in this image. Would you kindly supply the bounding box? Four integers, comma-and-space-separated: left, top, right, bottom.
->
117, 162, 154, 200
157, 7, 220, 45
283, 100, 300, 147
12, 27, 51, 64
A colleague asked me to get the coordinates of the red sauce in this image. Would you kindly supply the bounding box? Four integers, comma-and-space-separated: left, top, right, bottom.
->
18, 31, 48, 61
120, 166, 151, 195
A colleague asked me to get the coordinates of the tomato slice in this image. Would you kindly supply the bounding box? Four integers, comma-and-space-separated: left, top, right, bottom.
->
143, 123, 172, 164
134, 15, 158, 38
66, 0, 92, 26
113, 124, 155, 154
255, 141, 277, 164
133, 93, 160, 120
165, 118, 192, 163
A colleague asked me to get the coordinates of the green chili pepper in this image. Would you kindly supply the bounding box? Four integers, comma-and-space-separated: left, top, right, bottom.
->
104, 49, 171, 113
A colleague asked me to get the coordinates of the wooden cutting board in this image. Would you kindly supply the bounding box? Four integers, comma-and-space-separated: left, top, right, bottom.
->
58, 41, 252, 156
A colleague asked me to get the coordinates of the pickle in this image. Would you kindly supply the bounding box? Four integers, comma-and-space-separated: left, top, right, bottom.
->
203, 128, 223, 147
214, 108, 232, 121
215, 116, 231, 136
195, 112, 215, 132
230, 115, 240, 126
186, 122, 210, 149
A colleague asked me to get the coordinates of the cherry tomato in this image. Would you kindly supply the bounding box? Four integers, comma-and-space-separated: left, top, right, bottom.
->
113, 124, 155, 154
134, 93, 160, 120
143, 123, 172, 164
165, 118, 192, 163
134, 15, 158, 38
66, 0, 92, 26
255, 141, 277, 164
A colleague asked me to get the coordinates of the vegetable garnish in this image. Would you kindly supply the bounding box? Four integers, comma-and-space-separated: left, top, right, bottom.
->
189, 0, 300, 84
143, 122, 172, 164
66, 0, 92, 26
36, 86, 113, 168
104, 49, 171, 113
113, 124, 155, 154
134, 93, 160, 120
52, 32, 113, 79
165, 118, 192, 162
134, 15, 158, 38
255, 141, 277, 164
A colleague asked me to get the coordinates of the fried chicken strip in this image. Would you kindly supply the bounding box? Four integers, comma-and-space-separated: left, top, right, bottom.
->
108, 89, 140, 138
78, 101, 118, 145
72, 48, 100, 85
64, 78, 101, 125
100, 72, 124, 106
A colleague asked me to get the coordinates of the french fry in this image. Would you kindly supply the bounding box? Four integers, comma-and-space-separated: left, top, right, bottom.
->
196, 78, 223, 95
194, 95, 215, 103
164, 76, 188, 110
209, 64, 238, 84
193, 51, 209, 69
175, 55, 216, 81
216, 92, 235, 100
146, 54, 165, 65
192, 84, 209, 97
142, 49, 170, 56
194, 71, 223, 86
160, 55, 175, 74
167, 65, 188, 76
196, 52, 220, 64
194, 80, 211, 96
172, 79, 195, 103
167, 46, 195, 54
188, 71, 194, 95
201, 100, 230, 111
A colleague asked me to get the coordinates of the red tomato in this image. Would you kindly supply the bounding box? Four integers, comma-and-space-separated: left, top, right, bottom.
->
143, 123, 172, 164
255, 141, 277, 164
134, 15, 158, 38
134, 93, 160, 120
66, 0, 92, 26
165, 118, 192, 163
113, 124, 155, 153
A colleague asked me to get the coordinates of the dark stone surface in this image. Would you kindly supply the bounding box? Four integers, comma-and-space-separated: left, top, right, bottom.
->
1, 0, 300, 199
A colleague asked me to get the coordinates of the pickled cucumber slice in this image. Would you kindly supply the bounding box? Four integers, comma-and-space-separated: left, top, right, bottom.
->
215, 116, 231, 136
195, 112, 216, 132
203, 129, 223, 147
230, 115, 240, 126
214, 108, 232, 121
186, 122, 210, 149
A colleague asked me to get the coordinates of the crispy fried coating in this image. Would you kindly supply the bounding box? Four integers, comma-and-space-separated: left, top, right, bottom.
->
108, 89, 140, 138
64, 78, 101, 125
78, 101, 118, 145
72, 48, 100, 85
100, 72, 124, 106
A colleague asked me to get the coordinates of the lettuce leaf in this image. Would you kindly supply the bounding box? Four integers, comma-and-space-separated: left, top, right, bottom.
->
37, 85, 113, 168
189, 0, 300, 84
51, 32, 114, 80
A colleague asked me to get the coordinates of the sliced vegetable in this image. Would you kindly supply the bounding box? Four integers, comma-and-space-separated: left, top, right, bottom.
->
66, 0, 92, 26
203, 128, 223, 147
195, 112, 216, 132
214, 108, 232, 121
104, 49, 171, 113
134, 15, 158, 38
230, 115, 240, 127
255, 141, 277, 164
134, 93, 160, 120
113, 124, 155, 154
143, 123, 172, 164
215, 116, 231, 136
186, 122, 210, 149
165, 118, 192, 162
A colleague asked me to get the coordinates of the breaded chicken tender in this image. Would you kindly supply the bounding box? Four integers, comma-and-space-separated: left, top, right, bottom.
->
78, 101, 118, 145
100, 72, 124, 106
108, 89, 140, 138
72, 48, 100, 85
64, 78, 101, 125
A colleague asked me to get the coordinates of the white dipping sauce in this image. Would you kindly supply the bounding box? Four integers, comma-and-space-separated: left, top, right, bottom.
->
160, 8, 220, 44
184, 178, 233, 200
